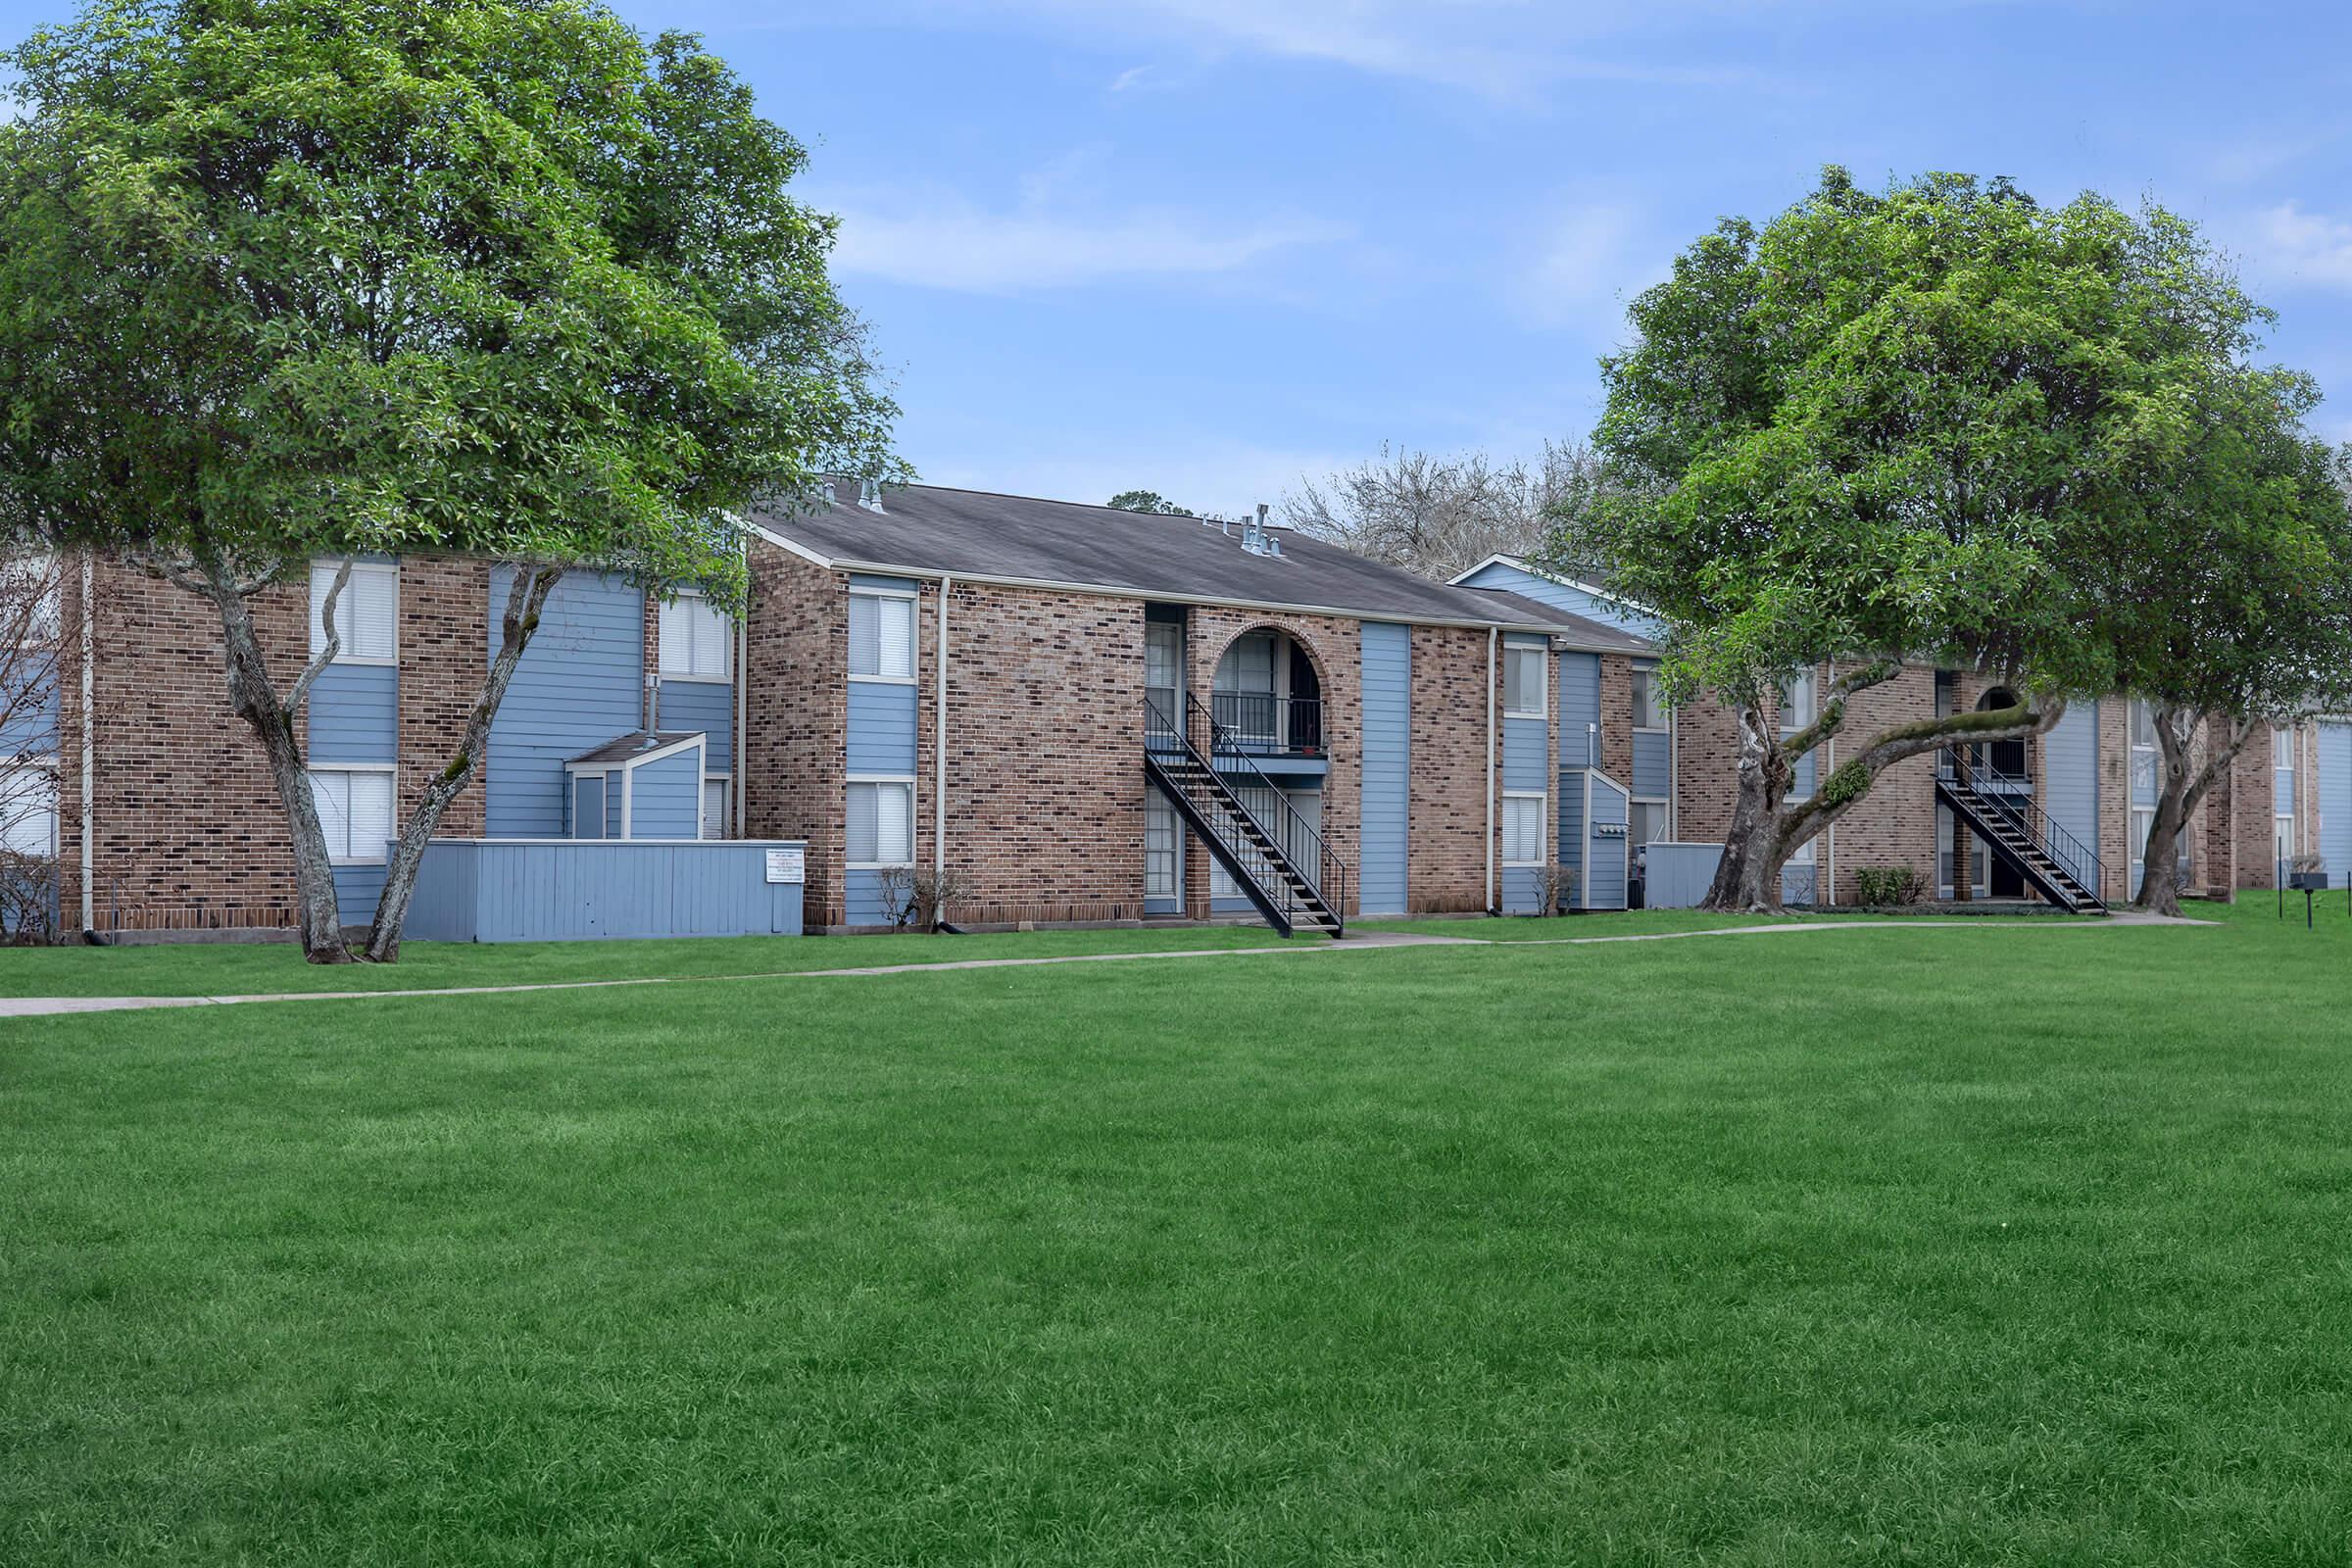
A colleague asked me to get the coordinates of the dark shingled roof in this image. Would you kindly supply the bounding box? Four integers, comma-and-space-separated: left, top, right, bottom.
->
749, 484, 1650, 653
564, 730, 705, 767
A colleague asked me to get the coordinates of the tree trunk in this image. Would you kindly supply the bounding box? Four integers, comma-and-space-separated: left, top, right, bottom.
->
2131, 709, 2255, 918
1697, 704, 1788, 912
364, 564, 561, 962
1740, 695, 2065, 917
1949, 808, 1974, 902
197, 565, 351, 962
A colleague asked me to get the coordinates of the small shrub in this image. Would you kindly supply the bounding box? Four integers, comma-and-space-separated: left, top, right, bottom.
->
876, 864, 972, 931
0, 849, 62, 944
1853, 864, 1926, 908
1535, 861, 1579, 915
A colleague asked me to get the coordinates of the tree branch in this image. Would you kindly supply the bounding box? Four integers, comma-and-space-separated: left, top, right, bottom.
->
284, 557, 350, 716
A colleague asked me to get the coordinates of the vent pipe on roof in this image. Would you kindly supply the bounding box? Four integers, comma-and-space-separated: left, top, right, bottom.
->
858, 478, 886, 514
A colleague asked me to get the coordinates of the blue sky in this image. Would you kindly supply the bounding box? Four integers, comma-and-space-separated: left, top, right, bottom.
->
9, 1, 2351, 516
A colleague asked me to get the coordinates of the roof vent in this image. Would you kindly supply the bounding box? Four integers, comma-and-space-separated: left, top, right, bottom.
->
858, 477, 887, 514
1238, 505, 1285, 559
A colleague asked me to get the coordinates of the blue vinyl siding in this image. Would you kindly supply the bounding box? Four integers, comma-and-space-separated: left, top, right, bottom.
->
1359, 622, 1410, 913
2044, 702, 2100, 890
658, 679, 733, 774
307, 662, 397, 765
1788, 747, 1817, 799
1455, 560, 1664, 640
1632, 729, 1670, 801
1499, 866, 1540, 913
486, 570, 643, 838
1501, 716, 1547, 792
605, 777, 623, 839
843, 867, 892, 928
331, 861, 386, 922
847, 681, 919, 774
1583, 774, 1629, 909
403, 838, 806, 942
1558, 653, 1600, 765
2320, 723, 2350, 884
629, 746, 703, 839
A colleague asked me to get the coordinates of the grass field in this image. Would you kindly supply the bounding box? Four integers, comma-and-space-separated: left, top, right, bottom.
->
6, 898, 2350, 1564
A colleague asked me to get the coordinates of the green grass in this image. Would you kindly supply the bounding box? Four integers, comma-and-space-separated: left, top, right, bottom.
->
1352, 906, 2078, 940
0, 922, 1319, 999
6, 897, 2351, 1564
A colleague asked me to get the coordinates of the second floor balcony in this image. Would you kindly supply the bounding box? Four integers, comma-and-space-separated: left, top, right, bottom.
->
1207, 691, 1324, 757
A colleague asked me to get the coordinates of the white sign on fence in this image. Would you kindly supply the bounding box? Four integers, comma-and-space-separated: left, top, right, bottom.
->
764, 846, 806, 885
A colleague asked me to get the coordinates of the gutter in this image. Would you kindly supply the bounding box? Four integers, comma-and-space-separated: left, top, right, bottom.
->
1485, 626, 1496, 913
743, 524, 1623, 649
934, 573, 950, 883
79, 550, 94, 934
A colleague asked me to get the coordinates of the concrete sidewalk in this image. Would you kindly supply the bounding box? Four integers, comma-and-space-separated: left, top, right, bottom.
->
0, 914, 2209, 1021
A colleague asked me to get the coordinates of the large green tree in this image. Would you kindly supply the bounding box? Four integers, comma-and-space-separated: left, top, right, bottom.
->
0, 0, 897, 960
2091, 360, 2352, 914
1573, 170, 2283, 912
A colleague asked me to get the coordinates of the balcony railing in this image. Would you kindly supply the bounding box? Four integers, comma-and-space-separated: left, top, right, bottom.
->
1207, 692, 1323, 756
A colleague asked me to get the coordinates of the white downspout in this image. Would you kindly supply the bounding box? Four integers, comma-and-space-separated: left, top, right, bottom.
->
79, 550, 94, 934
732, 604, 747, 839
934, 574, 950, 882
1485, 626, 1496, 912
1667, 708, 1680, 842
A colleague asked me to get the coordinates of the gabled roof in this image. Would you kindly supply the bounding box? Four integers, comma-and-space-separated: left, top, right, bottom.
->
564, 730, 704, 768
1448, 553, 1664, 621
747, 483, 1644, 651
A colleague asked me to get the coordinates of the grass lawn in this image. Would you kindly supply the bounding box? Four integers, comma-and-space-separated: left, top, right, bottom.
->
6, 898, 2351, 1564
0, 922, 1321, 999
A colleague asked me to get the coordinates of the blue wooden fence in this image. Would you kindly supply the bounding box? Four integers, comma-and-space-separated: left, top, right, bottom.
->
406, 839, 807, 943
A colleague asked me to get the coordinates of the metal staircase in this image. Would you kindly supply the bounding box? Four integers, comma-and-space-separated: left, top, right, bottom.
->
1936, 744, 2108, 913
1145, 694, 1348, 937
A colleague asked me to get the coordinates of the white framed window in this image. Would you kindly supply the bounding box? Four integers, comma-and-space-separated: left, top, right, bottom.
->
1501, 791, 1546, 865
1145, 621, 1183, 717
1631, 663, 1667, 732
848, 590, 917, 681
1, 761, 59, 856
1145, 791, 1177, 898
3, 551, 60, 645
701, 776, 729, 841
1777, 668, 1815, 732
847, 777, 914, 866
660, 594, 731, 680
1502, 642, 1546, 719
309, 560, 398, 664
309, 765, 395, 862
1630, 800, 1669, 846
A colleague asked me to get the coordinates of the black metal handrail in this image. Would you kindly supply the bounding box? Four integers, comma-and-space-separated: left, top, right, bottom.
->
1938, 743, 2109, 900
1145, 694, 1347, 928
1207, 691, 1324, 755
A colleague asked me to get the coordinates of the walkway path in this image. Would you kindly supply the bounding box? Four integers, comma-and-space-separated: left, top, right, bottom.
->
0, 913, 2212, 1021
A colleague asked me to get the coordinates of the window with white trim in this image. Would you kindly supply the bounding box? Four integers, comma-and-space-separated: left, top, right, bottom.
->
849, 590, 916, 680
847, 778, 914, 866
1501, 792, 1546, 865
310, 767, 395, 862
1630, 800, 1669, 846
309, 560, 398, 663
1145, 792, 1177, 899
1502, 642, 1545, 719
3, 551, 60, 645
701, 776, 730, 841
1778, 669, 1815, 732
660, 594, 731, 680
1, 762, 59, 856
1632, 663, 1667, 732
2130, 700, 2160, 804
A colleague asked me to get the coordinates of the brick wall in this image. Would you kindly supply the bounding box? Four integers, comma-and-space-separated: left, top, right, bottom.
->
1673, 693, 1743, 847
60, 559, 309, 931
915, 583, 1152, 926
1405, 624, 1493, 912
738, 540, 846, 924
1820, 662, 1941, 905
400, 557, 491, 839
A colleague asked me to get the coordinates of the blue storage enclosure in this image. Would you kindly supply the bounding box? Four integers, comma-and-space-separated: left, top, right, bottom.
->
1645, 842, 1724, 908
404, 839, 808, 942
2321, 722, 2350, 886
563, 731, 708, 841
1559, 767, 1630, 910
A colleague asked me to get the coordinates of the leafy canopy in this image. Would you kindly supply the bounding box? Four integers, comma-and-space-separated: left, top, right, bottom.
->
1107, 490, 1195, 516
0, 0, 899, 598
1583, 169, 2267, 711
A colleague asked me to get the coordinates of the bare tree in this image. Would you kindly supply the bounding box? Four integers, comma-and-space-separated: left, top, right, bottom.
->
1, 549, 75, 940
1284, 441, 1607, 583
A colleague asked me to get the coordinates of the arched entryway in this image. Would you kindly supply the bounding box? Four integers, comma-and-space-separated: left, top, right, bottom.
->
1210, 626, 1326, 757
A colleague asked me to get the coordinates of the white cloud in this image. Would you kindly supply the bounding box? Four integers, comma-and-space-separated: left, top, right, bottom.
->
1511, 202, 1670, 333
2252, 202, 2352, 293
819, 184, 1350, 294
